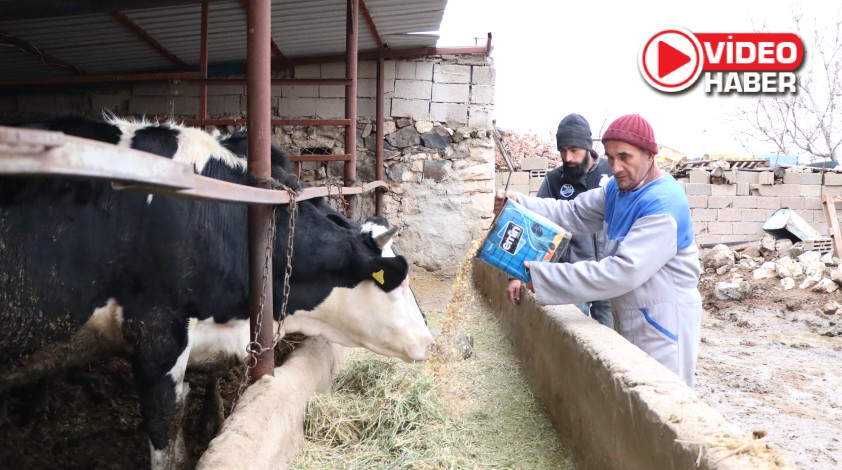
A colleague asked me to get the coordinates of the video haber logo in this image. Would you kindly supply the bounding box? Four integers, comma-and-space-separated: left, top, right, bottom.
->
639, 26, 804, 94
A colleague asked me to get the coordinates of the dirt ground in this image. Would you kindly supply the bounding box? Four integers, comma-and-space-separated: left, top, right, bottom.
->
695, 272, 842, 470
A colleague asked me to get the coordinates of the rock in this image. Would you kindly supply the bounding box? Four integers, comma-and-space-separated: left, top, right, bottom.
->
715, 277, 753, 300
785, 299, 801, 311
738, 258, 758, 270
752, 261, 778, 280
740, 245, 762, 259
830, 266, 842, 284
803, 260, 827, 277
422, 159, 450, 182
703, 244, 736, 271
420, 128, 452, 149
385, 126, 421, 148
820, 252, 836, 265
775, 257, 803, 279
414, 120, 434, 134
812, 278, 839, 293
775, 239, 793, 258
759, 235, 777, 255
799, 272, 823, 290
780, 277, 796, 290
716, 265, 730, 275
822, 301, 842, 315
797, 251, 822, 265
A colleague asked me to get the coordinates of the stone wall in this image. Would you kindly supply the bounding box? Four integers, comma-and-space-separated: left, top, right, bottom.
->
0, 55, 496, 275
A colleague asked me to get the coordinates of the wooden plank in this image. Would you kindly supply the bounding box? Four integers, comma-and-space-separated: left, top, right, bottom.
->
821, 194, 842, 257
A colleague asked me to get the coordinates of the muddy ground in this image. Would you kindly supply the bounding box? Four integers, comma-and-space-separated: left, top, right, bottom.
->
695, 272, 842, 470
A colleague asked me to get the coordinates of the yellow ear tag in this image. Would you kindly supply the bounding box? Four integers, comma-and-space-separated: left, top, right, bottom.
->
372, 269, 385, 285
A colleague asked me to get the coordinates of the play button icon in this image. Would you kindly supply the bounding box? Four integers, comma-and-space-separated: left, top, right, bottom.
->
639, 27, 703, 92
658, 40, 691, 78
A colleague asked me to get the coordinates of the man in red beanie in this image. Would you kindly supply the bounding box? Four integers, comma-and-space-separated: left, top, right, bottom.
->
494, 114, 702, 387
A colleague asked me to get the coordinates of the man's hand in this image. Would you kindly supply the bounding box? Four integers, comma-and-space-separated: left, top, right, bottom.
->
506, 278, 522, 306
494, 189, 519, 216
523, 261, 535, 293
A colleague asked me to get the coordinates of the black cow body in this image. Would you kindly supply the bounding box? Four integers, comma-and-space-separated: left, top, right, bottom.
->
0, 115, 433, 469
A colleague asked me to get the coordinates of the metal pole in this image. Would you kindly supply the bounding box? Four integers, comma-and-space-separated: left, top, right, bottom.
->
246, 0, 275, 380
343, 0, 359, 216
375, 54, 384, 215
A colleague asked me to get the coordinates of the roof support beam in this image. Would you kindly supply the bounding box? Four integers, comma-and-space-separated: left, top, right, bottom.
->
0, 29, 84, 75
359, 0, 383, 49
111, 11, 188, 68
0, 0, 227, 21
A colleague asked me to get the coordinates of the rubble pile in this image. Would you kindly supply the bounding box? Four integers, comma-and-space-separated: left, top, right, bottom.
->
703, 235, 842, 307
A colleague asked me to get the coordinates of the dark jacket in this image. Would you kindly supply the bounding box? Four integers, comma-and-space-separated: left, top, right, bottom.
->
537, 156, 612, 263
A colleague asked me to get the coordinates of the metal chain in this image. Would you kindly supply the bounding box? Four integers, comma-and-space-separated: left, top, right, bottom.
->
231, 179, 299, 413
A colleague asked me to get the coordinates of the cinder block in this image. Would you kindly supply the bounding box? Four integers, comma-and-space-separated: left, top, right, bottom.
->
357, 61, 377, 79
711, 184, 737, 196
470, 85, 494, 105
692, 208, 718, 222
733, 221, 764, 235
208, 95, 241, 116
782, 172, 799, 184
357, 97, 381, 118
432, 82, 470, 103
429, 102, 466, 125
172, 96, 198, 115
415, 62, 434, 81
824, 173, 842, 185
800, 185, 822, 197
708, 221, 733, 234
717, 208, 742, 222
735, 171, 760, 184
821, 185, 842, 196
393, 98, 431, 120
508, 184, 529, 194
394, 80, 432, 100
282, 85, 319, 98
471, 66, 496, 85
695, 234, 722, 246
468, 105, 491, 128
277, 97, 316, 116
521, 157, 549, 171
755, 197, 781, 209
128, 95, 168, 115
132, 82, 172, 96
731, 196, 758, 208
798, 172, 823, 185
741, 208, 770, 222
687, 195, 708, 208
684, 183, 711, 196
356, 79, 377, 98
758, 171, 775, 185
396, 61, 416, 79
688, 170, 710, 184
433, 64, 471, 84
529, 177, 545, 191
294, 64, 321, 78
735, 183, 751, 196
315, 98, 344, 118
510, 171, 530, 185
804, 197, 823, 210
778, 197, 805, 209
755, 184, 801, 197
209, 84, 245, 96
320, 84, 345, 98
706, 196, 733, 208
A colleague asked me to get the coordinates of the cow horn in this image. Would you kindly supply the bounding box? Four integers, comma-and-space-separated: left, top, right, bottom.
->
373, 226, 399, 248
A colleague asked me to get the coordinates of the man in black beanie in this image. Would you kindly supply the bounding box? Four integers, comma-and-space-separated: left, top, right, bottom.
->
506, 113, 614, 328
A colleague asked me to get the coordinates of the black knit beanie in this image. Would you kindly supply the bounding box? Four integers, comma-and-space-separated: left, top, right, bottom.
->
555, 113, 594, 151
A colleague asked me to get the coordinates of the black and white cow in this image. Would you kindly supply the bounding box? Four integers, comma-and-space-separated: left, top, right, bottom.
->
0, 115, 434, 469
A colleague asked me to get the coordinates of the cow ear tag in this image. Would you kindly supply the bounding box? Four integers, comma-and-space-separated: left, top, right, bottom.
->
372, 269, 385, 285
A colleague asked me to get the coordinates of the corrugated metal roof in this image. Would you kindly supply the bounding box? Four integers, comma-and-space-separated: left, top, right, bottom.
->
0, 0, 446, 81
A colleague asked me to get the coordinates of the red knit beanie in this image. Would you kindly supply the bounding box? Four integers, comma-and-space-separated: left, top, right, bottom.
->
601, 114, 659, 155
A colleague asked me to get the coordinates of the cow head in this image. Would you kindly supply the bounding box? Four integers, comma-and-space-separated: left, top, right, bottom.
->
278, 212, 434, 362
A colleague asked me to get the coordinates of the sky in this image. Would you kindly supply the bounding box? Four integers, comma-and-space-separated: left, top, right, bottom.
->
435, 0, 839, 158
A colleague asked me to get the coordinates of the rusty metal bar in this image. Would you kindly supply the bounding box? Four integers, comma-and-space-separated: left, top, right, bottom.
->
246, 0, 275, 380
198, 2, 210, 121
359, 0, 383, 49
192, 78, 351, 86
180, 118, 353, 127
0, 71, 204, 86
111, 11, 188, 68
485, 32, 493, 55
343, 0, 359, 216
375, 55, 385, 215
289, 154, 352, 162
0, 0, 226, 20
0, 125, 389, 204
0, 29, 84, 75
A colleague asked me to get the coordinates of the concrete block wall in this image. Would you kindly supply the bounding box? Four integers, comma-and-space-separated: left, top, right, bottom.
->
678, 170, 838, 246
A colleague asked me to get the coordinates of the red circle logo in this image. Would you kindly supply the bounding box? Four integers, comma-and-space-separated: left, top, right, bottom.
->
639, 27, 703, 92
